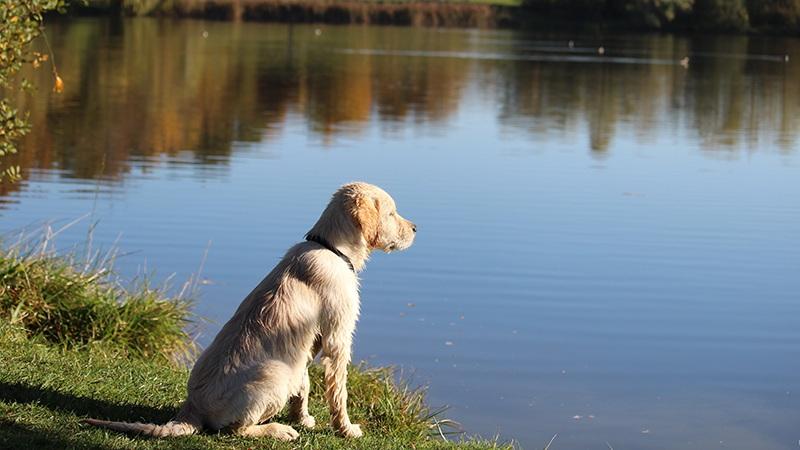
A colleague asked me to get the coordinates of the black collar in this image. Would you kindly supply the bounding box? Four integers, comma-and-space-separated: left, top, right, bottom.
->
305, 234, 355, 273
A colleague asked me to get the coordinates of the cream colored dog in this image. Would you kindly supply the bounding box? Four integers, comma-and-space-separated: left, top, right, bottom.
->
83, 182, 416, 440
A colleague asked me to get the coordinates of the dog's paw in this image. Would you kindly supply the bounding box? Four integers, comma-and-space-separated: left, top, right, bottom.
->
298, 414, 316, 429
271, 424, 300, 441
338, 423, 363, 438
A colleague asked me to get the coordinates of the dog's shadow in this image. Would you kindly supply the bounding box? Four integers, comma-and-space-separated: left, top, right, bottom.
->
0, 380, 176, 423
0, 421, 111, 450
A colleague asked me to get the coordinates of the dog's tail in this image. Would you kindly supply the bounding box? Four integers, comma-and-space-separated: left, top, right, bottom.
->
81, 418, 198, 437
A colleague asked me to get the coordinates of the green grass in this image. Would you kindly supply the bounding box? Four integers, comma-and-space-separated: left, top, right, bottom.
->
0, 322, 509, 449
0, 244, 195, 362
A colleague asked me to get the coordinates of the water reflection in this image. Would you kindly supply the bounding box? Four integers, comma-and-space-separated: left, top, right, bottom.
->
5, 18, 797, 197
3, 19, 800, 449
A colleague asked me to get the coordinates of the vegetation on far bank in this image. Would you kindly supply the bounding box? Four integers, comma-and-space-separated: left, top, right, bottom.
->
81, 0, 510, 27
0, 239, 508, 449
522, 0, 800, 33
75, 0, 800, 33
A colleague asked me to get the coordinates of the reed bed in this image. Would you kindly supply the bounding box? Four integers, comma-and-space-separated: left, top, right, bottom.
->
0, 223, 197, 362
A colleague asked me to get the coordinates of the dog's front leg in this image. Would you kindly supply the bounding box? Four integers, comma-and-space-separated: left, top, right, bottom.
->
321, 324, 362, 438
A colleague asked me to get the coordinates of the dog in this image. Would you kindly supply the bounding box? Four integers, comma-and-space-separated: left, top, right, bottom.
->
83, 182, 416, 440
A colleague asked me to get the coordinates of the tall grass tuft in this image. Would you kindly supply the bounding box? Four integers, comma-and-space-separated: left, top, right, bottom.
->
316, 364, 461, 440
0, 225, 196, 362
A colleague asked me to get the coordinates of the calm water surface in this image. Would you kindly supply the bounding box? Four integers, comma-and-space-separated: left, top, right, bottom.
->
2, 18, 800, 449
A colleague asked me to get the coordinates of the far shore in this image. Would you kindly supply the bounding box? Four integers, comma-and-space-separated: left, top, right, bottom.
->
71, 0, 800, 35
75, 0, 517, 28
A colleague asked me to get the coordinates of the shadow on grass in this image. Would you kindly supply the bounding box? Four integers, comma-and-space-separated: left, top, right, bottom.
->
0, 420, 111, 450
0, 381, 176, 423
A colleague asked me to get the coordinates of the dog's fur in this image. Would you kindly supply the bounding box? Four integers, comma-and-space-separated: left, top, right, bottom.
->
83, 182, 416, 440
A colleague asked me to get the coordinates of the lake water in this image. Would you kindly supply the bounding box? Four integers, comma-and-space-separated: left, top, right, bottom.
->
2, 18, 800, 449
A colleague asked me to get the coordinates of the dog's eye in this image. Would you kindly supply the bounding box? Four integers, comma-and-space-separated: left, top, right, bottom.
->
389, 212, 396, 217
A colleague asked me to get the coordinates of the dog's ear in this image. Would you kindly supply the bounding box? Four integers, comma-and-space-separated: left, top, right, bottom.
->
351, 193, 380, 248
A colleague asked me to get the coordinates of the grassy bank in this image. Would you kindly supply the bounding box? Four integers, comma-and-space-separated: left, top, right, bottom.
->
0, 243, 507, 448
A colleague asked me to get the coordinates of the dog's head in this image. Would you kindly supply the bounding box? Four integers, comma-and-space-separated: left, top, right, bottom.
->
343, 182, 416, 252
309, 182, 416, 254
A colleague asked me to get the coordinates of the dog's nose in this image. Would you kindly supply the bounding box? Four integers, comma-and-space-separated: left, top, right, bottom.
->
411, 223, 417, 233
